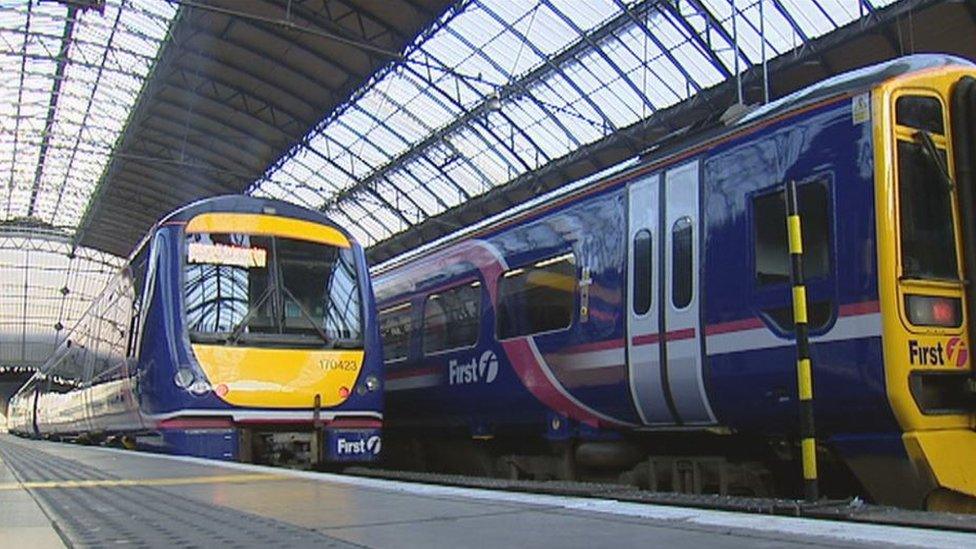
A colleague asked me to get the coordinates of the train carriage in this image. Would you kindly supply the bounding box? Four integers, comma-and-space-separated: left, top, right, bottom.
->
375, 54, 976, 511
8, 196, 383, 465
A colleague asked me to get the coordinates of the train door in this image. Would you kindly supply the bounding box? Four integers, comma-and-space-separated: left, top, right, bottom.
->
627, 160, 716, 426
626, 173, 673, 425
663, 160, 715, 425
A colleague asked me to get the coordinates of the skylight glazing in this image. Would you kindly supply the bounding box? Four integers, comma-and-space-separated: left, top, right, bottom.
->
254, 0, 899, 247
0, 235, 122, 367
0, 0, 177, 232
1, 0, 175, 369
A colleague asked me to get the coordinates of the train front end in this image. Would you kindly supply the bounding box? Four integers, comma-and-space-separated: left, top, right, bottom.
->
145, 202, 382, 465
871, 61, 976, 511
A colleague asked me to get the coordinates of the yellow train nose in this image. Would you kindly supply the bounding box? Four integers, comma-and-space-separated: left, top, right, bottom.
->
190, 345, 365, 408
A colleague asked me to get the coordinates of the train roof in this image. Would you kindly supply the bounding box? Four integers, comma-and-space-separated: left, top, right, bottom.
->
738, 53, 973, 126
160, 194, 336, 226
124, 195, 351, 262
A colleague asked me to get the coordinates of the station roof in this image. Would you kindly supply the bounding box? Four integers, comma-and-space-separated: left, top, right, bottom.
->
1, 0, 973, 369
1, 0, 926, 260
252, 0, 908, 259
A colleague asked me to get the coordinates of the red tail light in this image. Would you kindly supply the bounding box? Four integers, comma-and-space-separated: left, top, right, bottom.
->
905, 295, 962, 327
933, 300, 955, 325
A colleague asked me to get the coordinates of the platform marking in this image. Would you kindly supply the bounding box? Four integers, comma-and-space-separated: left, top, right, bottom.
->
0, 472, 283, 491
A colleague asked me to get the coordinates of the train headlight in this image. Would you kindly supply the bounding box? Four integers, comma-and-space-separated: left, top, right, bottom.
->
189, 379, 212, 395
174, 368, 194, 389
365, 375, 380, 392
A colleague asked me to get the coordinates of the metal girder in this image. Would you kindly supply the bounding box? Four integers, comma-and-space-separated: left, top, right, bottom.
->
257, 0, 470, 191
124, 129, 250, 187
367, 0, 947, 264
142, 95, 281, 162
319, 0, 688, 238
659, 0, 733, 79
112, 148, 238, 194
166, 63, 308, 139
538, 0, 656, 118
26, 6, 78, 218
73, 0, 457, 256
171, 50, 318, 122
6, 0, 33, 220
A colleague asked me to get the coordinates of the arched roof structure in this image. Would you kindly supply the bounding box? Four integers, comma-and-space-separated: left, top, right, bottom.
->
251, 0, 911, 257
1, 0, 975, 371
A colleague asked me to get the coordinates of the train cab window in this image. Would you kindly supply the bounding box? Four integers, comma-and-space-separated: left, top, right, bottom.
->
496, 253, 576, 339
898, 141, 957, 279
672, 218, 693, 308
753, 182, 831, 286
896, 96, 945, 134
633, 230, 653, 315
423, 281, 481, 354
379, 303, 413, 362
184, 232, 362, 347
895, 94, 958, 281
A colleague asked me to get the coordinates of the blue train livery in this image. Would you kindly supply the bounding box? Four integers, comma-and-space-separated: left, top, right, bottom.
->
374, 55, 976, 512
8, 195, 383, 465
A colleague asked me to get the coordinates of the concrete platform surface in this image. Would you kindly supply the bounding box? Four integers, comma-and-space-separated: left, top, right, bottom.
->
0, 434, 973, 548
0, 439, 65, 548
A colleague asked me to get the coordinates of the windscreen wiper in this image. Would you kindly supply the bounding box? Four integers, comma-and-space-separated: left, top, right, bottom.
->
226, 283, 275, 345
279, 283, 333, 347
916, 130, 954, 192
331, 337, 363, 349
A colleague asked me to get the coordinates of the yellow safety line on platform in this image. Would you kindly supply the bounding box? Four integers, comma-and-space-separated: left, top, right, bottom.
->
0, 472, 283, 491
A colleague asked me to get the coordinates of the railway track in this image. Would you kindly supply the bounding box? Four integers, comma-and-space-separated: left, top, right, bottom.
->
344, 466, 976, 534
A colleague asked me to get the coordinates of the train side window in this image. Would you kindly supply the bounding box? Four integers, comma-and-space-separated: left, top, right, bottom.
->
378, 303, 413, 362
497, 253, 576, 339
672, 218, 693, 308
896, 96, 944, 134
753, 182, 831, 286
633, 230, 652, 315
423, 281, 481, 354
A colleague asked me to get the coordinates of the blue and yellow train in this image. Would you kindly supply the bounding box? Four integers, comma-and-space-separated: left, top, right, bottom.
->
8, 196, 383, 464
374, 55, 976, 511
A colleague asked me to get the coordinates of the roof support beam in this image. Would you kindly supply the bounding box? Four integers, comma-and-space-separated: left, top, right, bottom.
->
169, 0, 404, 59
538, 0, 657, 118
659, 0, 733, 79
6, 0, 32, 220
317, 0, 681, 236
367, 0, 944, 263
49, 5, 126, 224
26, 6, 78, 218
259, 0, 472, 184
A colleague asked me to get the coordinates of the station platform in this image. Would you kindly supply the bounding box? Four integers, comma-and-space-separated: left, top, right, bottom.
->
1, 434, 974, 548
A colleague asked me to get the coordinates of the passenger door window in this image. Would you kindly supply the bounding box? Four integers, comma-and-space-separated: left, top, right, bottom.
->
633, 230, 653, 315
671, 217, 693, 309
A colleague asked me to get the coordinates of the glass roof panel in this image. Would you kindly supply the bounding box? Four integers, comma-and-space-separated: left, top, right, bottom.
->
1, 0, 177, 232
384, 171, 440, 217
0, 237, 123, 368
774, 0, 838, 36
255, 0, 909, 251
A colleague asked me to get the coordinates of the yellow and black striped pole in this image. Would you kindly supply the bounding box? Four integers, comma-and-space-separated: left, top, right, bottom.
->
786, 179, 818, 502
